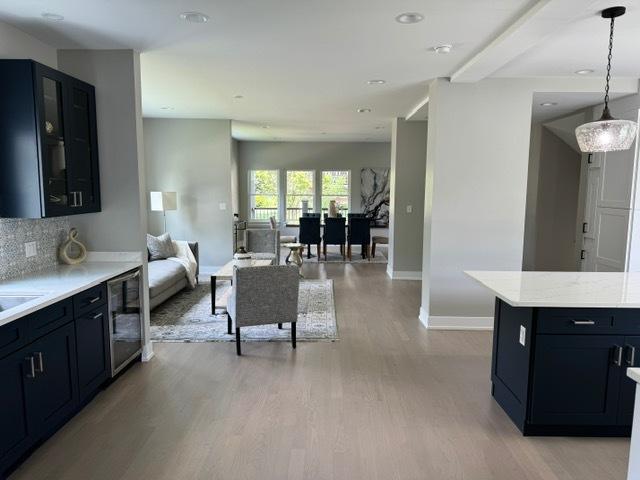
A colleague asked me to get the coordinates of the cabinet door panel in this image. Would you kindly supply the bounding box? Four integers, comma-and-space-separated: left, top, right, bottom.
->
618, 336, 640, 425
531, 335, 622, 425
76, 304, 110, 402
0, 348, 33, 470
26, 322, 78, 435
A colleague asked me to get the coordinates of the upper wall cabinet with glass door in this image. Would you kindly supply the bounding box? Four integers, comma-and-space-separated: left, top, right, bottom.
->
0, 60, 101, 218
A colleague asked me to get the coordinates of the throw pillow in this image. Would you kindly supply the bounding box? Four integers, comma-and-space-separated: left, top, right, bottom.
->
147, 232, 175, 261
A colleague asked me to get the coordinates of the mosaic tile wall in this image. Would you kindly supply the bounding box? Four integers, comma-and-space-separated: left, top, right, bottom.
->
0, 217, 71, 281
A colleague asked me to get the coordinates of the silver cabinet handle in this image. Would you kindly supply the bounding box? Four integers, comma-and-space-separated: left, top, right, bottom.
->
626, 344, 636, 367
34, 352, 44, 373
88, 296, 101, 304
78, 191, 83, 206
92, 312, 103, 320
613, 345, 623, 366
25, 356, 36, 378
572, 319, 595, 325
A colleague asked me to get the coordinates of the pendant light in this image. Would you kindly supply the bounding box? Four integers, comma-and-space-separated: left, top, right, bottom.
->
575, 6, 637, 153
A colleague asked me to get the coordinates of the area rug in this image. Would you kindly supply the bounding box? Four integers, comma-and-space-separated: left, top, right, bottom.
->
284, 245, 388, 264
150, 279, 337, 342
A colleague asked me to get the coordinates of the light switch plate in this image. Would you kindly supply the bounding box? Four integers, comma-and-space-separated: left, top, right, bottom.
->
219, 202, 227, 210
519, 325, 526, 346
25, 241, 37, 258
406, 205, 413, 213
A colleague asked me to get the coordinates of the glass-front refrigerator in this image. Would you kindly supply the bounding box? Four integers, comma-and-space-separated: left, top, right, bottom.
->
107, 269, 142, 375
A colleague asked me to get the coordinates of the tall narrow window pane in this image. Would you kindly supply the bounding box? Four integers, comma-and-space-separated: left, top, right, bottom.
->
286, 170, 315, 224
321, 170, 350, 217
249, 170, 279, 221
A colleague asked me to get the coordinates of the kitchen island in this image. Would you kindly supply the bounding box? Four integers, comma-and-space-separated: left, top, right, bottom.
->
466, 271, 640, 437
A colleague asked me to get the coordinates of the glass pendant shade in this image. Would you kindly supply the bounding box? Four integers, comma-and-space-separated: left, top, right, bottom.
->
575, 117, 638, 153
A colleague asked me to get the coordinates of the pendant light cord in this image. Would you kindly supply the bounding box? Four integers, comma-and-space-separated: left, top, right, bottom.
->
603, 16, 615, 118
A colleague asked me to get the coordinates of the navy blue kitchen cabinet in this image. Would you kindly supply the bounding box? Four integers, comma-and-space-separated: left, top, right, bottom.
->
491, 298, 640, 436
0, 60, 100, 218
0, 282, 112, 476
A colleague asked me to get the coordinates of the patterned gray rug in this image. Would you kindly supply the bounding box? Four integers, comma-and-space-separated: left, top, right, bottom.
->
150, 279, 337, 342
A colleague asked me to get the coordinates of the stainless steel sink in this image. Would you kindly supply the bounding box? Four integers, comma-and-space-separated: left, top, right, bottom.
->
0, 295, 42, 313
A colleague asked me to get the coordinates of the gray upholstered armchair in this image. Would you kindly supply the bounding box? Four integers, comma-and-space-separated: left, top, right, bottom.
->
244, 229, 280, 265
227, 265, 300, 355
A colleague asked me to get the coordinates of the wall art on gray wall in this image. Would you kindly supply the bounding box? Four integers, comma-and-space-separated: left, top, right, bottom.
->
360, 168, 390, 226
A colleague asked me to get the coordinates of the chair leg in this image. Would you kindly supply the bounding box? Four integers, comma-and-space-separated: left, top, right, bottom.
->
307, 244, 311, 259
347, 243, 352, 261
341, 244, 346, 260
292, 321, 297, 349
235, 327, 241, 355
372, 241, 377, 258
227, 313, 232, 335
323, 242, 327, 261
367, 245, 371, 261
317, 243, 321, 258
278, 323, 283, 329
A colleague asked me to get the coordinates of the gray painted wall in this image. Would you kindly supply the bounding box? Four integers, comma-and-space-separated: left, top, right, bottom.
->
526, 127, 581, 271
144, 118, 234, 268
237, 141, 391, 220
389, 119, 427, 276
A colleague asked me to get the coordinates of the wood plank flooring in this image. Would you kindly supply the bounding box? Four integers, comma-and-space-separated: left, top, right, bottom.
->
10, 262, 630, 480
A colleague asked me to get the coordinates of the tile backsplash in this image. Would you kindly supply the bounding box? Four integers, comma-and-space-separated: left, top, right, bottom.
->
0, 217, 71, 281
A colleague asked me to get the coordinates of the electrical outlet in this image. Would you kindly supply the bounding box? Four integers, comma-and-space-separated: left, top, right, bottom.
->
25, 241, 37, 258
519, 325, 526, 346
406, 205, 413, 214
219, 202, 227, 210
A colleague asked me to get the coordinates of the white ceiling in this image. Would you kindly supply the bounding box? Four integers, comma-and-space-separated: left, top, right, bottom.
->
0, 0, 639, 141
532, 91, 630, 123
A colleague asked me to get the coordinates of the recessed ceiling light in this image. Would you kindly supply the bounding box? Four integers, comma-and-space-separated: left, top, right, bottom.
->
433, 44, 453, 54
540, 102, 558, 107
395, 12, 424, 24
367, 79, 386, 85
321, 132, 327, 135
233, 95, 244, 99
261, 125, 270, 129
357, 108, 371, 113
375, 126, 384, 130
179, 11, 210, 23
575, 69, 594, 75
160, 106, 174, 110
41, 12, 64, 21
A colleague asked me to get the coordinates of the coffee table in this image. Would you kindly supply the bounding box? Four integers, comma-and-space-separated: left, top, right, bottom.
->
210, 258, 272, 315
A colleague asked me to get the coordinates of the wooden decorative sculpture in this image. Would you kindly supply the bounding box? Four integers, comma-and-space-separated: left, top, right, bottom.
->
58, 227, 87, 265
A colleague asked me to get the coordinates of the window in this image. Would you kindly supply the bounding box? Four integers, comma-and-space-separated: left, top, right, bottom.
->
321, 170, 350, 217
249, 170, 279, 221
286, 170, 315, 224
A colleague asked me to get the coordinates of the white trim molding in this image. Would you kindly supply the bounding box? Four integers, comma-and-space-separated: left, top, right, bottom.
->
142, 343, 155, 362
419, 308, 493, 330
386, 267, 422, 280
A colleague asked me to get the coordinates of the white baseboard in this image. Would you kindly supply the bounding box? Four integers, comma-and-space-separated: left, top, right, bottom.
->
419, 308, 493, 330
87, 251, 143, 262
142, 343, 155, 362
386, 267, 421, 280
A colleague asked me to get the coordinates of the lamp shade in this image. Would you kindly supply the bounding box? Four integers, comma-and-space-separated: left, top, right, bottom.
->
150, 191, 177, 211
575, 118, 638, 153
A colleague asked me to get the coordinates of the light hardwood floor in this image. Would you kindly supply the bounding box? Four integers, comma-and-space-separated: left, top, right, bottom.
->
11, 262, 630, 480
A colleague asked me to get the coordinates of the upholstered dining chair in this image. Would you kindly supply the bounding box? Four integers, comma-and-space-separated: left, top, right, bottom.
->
323, 217, 346, 261
269, 216, 296, 244
347, 217, 371, 261
227, 265, 300, 355
299, 216, 321, 259
244, 229, 280, 265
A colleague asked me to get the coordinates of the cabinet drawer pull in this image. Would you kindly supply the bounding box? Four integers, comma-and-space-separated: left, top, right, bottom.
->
626, 345, 636, 367
34, 352, 44, 373
88, 296, 101, 304
571, 319, 595, 325
92, 312, 103, 320
613, 345, 623, 366
25, 356, 36, 378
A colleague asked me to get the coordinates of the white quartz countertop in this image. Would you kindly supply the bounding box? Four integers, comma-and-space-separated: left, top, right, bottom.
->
0, 262, 141, 327
465, 271, 640, 308
628, 368, 640, 384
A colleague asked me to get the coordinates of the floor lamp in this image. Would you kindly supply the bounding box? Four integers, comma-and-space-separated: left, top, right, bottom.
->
150, 191, 177, 233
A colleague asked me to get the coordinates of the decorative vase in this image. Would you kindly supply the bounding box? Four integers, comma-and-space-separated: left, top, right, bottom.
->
329, 200, 338, 218
58, 227, 87, 265
233, 248, 252, 268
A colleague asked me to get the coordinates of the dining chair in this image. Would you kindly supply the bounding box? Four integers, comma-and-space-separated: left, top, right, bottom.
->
323, 217, 346, 261
347, 217, 371, 261
299, 216, 321, 259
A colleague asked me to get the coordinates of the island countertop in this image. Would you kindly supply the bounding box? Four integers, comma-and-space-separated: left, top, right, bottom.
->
0, 261, 141, 327
465, 271, 640, 308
